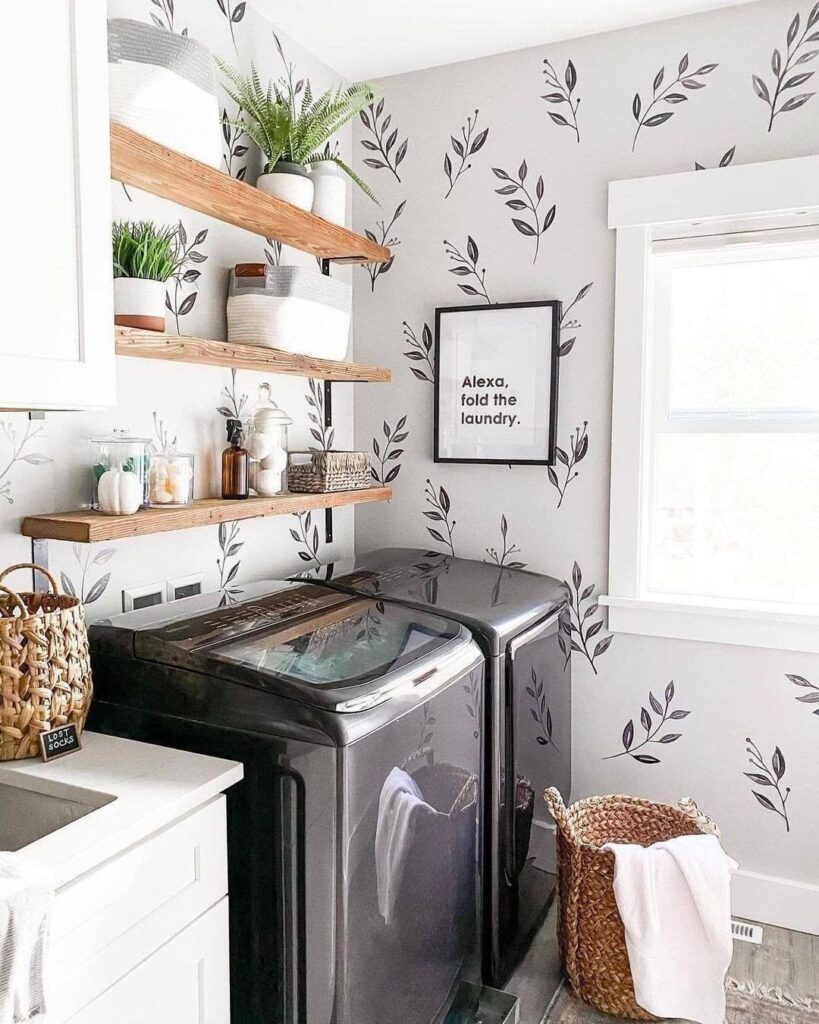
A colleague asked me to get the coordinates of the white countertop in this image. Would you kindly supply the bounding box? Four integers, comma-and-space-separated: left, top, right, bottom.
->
0, 732, 242, 889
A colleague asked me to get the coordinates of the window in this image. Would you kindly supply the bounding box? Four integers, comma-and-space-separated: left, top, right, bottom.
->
605, 156, 819, 652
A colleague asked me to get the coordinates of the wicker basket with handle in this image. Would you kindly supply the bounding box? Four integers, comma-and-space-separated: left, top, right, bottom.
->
0, 563, 93, 761
542, 787, 720, 1020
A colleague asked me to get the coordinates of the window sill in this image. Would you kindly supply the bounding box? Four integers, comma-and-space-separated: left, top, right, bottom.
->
600, 594, 819, 654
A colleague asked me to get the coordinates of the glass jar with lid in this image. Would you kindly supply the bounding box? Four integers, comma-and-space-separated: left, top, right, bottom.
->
245, 383, 292, 496
91, 430, 150, 516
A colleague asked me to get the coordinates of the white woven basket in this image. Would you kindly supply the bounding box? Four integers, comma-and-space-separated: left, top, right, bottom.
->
108, 18, 221, 167
227, 265, 352, 360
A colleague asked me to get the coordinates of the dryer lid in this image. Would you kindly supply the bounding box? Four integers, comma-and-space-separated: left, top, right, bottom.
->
298, 548, 566, 654
92, 579, 466, 712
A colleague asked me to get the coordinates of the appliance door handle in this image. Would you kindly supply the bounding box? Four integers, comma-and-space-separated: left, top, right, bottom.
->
507, 609, 561, 661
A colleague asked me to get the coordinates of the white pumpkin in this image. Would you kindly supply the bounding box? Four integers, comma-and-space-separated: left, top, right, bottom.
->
98, 469, 143, 516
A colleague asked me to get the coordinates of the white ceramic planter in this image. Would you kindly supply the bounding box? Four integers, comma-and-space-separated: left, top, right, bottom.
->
113, 278, 166, 332
256, 163, 314, 211
309, 161, 347, 225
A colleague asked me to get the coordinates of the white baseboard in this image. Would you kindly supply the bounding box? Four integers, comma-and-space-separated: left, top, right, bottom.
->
732, 868, 819, 936
530, 822, 818, 937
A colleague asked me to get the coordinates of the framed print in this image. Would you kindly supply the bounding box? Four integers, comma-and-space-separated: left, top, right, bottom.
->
434, 300, 560, 464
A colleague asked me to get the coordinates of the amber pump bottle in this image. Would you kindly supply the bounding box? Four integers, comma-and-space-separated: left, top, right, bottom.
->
222, 418, 249, 499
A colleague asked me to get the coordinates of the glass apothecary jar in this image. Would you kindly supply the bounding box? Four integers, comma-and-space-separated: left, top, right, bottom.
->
245, 383, 292, 496
148, 451, 194, 506
91, 431, 150, 516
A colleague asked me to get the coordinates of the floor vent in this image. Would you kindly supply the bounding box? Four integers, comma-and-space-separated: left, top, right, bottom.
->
731, 919, 763, 944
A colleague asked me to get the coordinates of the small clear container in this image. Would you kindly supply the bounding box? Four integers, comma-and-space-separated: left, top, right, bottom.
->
246, 383, 292, 496
148, 451, 195, 506
91, 431, 150, 514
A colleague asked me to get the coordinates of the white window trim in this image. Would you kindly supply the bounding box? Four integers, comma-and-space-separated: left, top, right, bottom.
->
604, 154, 819, 654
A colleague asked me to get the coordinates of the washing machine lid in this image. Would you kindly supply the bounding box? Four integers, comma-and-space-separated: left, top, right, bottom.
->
92, 579, 466, 712
297, 548, 566, 655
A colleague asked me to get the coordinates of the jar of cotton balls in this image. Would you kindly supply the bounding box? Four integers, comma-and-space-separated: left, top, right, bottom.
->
147, 413, 194, 507
245, 384, 292, 496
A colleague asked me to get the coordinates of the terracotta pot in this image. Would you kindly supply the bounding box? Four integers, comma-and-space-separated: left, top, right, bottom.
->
114, 278, 166, 332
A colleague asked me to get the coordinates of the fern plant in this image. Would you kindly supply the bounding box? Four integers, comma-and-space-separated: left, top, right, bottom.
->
217, 59, 377, 201
112, 221, 183, 281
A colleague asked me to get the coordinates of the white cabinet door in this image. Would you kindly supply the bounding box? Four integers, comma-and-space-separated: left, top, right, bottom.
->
66, 899, 231, 1024
0, 0, 115, 410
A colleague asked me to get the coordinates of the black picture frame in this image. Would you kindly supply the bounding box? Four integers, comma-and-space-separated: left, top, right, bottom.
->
433, 300, 561, 465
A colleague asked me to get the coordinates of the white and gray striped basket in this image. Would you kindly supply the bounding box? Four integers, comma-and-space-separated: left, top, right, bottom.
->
227, 264, 352, 360
287, 451, 372, 493
108, 18, 221, 167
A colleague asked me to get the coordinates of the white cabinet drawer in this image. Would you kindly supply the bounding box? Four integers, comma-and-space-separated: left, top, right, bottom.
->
48, 796, 228, 1021
66, 898, 231, 1023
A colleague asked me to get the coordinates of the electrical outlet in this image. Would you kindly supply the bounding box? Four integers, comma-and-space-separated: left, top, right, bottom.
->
122, 582, 166, 612
166, 573, 205, 603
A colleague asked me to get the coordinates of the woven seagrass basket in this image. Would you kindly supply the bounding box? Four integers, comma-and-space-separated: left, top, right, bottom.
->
0, 563, 93, 761
287, 451, 371, 493
543, 787, 719, 1020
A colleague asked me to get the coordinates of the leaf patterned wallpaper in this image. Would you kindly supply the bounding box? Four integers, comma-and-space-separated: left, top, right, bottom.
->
0, 0, 356, 617
350, 0, 819, 891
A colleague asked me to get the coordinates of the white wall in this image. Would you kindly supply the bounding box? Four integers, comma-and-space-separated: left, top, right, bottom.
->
0, 1, 356, 616
351, 0, 819, 928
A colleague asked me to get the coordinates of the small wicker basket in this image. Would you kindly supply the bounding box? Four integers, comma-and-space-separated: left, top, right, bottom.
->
287, 451, 372, 493
543, 787, 719, 1021
0, 563, 93, 761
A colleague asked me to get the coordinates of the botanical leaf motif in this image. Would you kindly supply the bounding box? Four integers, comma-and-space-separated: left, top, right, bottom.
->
562, 562, 612, 674
361, 204, 404, 292
485, 514, 526, 568
423, 479, 456, 555
85, 573, 111, 605
744, 737, 791, 831
605, 681, 690, 764
632, 53, 718, 149
444, 237, 491, 303
542, 57, 581, 141
165, 220, 208, 331
753, 7, 819, 130
548, 423, 589, 508
492, 160, 556, 262
444, 110, 489, 197
60, 572, 76, 598
371, 415, 410, 484
359, 99, 408, 182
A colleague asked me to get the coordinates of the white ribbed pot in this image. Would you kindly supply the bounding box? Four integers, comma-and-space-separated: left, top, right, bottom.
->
113, 278, 166, 332
256, 162, 314, 211
309, 161, 346, 225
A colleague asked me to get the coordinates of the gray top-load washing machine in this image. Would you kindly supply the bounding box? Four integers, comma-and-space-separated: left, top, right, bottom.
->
88, 578, 484, 1024
293, 548, 571, 986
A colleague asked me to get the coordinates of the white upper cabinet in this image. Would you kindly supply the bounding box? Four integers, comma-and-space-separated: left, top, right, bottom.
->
0, 0, 115, 410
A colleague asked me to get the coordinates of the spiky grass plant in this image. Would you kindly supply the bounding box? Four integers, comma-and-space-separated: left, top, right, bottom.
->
216, 58, 378, 202
112, 221, 183, 281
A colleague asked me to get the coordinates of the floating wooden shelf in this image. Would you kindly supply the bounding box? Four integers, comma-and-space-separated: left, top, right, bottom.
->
110, 123, 390, 265
22, 488, 392, 545
115, 328, 391, 383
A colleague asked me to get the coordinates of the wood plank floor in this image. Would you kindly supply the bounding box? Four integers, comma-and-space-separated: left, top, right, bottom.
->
505, 910, 819, 1024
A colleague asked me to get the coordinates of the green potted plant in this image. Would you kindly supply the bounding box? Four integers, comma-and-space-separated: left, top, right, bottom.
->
112, 221, 183, 332
217, 60, 377, 219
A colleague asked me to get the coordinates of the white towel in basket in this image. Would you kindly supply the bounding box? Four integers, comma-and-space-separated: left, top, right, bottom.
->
602, 834, 737, 1024
0, 854, 53, 1023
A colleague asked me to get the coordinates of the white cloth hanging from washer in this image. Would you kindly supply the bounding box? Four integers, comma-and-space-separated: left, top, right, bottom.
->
602, 833, 737, 1024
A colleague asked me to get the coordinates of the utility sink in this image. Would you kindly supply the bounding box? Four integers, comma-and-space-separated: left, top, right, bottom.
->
0, 778, 115, 851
